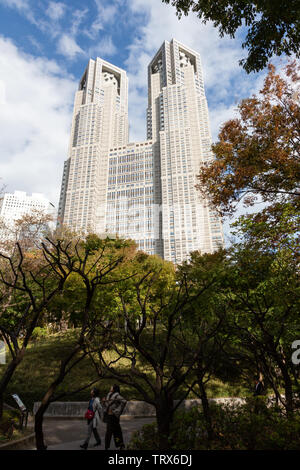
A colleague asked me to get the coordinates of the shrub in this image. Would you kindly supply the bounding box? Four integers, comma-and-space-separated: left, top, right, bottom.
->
213, 398, 300, 450
0, 409, 21, 440
31, 327, 48, 341
129, 423, 160, 450
128, 398, 300, 450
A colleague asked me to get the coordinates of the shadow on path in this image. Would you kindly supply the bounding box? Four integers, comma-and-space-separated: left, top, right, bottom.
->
31, 417, 154, 450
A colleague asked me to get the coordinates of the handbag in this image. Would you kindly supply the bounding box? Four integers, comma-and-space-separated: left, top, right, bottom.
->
84, 409, 95, 420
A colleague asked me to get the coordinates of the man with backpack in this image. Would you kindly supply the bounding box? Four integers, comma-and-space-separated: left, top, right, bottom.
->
102, 384, 127, 450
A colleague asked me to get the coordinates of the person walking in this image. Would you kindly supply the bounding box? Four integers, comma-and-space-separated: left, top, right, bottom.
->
253, 375, 264, 396
80, 388, 103, 450
102, 384, 127, 450
253, 374, 265, 414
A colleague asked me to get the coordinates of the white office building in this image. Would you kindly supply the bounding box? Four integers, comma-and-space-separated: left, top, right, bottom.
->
58, 58, 128, 234
0, 191, 54, 223
58, 39, 224, 263
0, 191, 55, 240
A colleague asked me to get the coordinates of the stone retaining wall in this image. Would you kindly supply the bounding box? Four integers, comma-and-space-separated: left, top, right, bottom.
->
33, 397, 246, 418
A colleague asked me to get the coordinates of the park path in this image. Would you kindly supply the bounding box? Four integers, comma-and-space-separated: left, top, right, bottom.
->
25, 417, 154, 450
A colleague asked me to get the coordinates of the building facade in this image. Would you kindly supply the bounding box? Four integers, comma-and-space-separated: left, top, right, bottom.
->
58, 58, 128, 234
0, 191, 54, 222
58, 39, 223, 263
105, 140, 163, 257
147, 39, 223, 262
0, 190, 55, 241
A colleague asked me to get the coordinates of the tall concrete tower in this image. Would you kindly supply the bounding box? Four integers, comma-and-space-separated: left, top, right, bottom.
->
58, 40, 223, 263
58, 58, 128, 234
147, 39, 223, 263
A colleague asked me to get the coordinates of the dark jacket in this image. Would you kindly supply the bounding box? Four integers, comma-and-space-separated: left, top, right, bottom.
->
253, 381, 264, 396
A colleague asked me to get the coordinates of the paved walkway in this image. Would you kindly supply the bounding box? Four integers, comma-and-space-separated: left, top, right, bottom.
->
25, 417, 154, 450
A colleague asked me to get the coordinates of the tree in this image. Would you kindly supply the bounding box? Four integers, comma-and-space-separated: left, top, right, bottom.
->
0, 209, 54, 255
196, 61, 300, 216
195, 60, 300, 414
177, 250, 237, 441
34, 234, 136, 450
88, 252, 215, 449
231, 202, 299, 257
224, 238, 300, 415
0, 240, 70, 419
162, 0, 300, 72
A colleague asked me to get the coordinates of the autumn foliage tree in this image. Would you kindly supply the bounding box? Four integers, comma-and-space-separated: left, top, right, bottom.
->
195, 60, 300, 419
0, 210, 54, 255
197, 61, 300, 217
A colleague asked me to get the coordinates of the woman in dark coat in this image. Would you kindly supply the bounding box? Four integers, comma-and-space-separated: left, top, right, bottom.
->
102, 384, 127, 450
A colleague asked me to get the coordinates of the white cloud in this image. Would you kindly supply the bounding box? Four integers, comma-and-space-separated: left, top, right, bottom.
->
70, 8, 89, 36
0, 0, 37, 24
0, 36, 77, 206
222, 196, 268, 247
85, 1, 117, 39
45, 1, 66, 21
0, 0, 29, 10
0, 80, 5, 105
0, 0, 59, 36
27, 34, 43, 52
89, 36, 117, 58
123, 0, 270, 241
57, 34, 84, 60
125, 0, 265, 143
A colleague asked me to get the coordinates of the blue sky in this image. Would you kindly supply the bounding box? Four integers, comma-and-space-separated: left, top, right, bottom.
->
0, 0, 271, 242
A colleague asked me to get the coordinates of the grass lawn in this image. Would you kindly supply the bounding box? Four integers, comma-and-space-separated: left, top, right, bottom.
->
0, 330, 249, 412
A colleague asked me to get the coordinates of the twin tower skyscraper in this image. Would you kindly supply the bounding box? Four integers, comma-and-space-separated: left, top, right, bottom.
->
58, 39, 224, 264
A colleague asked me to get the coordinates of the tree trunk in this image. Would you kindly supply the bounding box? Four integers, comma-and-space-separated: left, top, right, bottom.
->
197, 376, 213, 442
0, 394, 3, 419
35, 401, 51, 450
35, 374, 70, 449
156, 395, 174, 449
34, 341, 84, 450
273, 350, 294, 416
35, 380, 60, 450
281, 367, 294, 416
0, 352, 24, 419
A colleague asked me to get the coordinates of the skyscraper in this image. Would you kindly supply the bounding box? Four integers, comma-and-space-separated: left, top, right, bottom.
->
58, 39, 224, 263
58, 58, 128, 234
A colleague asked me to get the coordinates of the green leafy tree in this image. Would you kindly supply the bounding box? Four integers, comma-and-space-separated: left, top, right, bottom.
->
88, 252, 215, 449
0, 241, 70, 419
177, 250, 237, 441
163, 1, 300, 72
224, 238, 300, 415
34, 234, 136, 450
